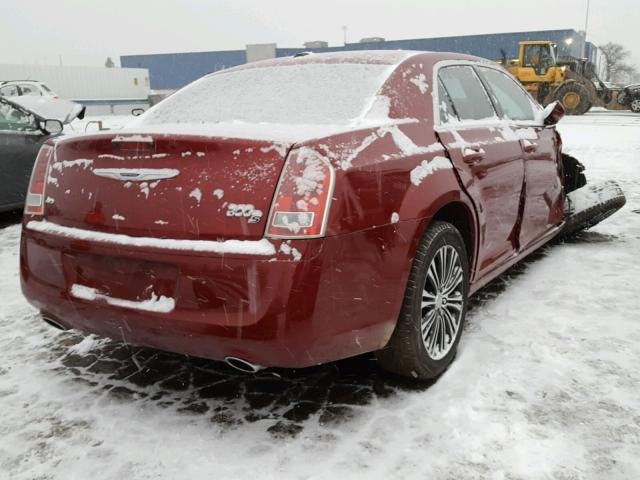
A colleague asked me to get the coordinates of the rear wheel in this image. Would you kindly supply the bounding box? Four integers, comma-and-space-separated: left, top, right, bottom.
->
631, 98, 640, 113
376, 221, 469, 379
555, 82, 591, 115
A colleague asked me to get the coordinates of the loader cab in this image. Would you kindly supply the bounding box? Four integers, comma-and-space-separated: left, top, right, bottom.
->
521, 41, 557, 76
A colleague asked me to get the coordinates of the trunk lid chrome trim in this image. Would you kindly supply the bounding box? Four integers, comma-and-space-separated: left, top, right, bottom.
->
92, 168, 180, 182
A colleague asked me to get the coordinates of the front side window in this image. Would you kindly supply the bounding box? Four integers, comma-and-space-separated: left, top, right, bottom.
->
438, 66, 496, 121
478, 67, 537, 121
0, 101, 38, 132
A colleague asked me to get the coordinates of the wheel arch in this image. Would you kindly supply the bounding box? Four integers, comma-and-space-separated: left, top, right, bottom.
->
430, 201, 476, 269
431, 201, 476, 265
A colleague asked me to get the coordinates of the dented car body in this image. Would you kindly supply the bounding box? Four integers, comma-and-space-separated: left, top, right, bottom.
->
20, 51, 623, 378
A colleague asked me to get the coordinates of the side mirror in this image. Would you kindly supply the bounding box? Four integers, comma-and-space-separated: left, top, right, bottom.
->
541, 101, 565, 126
42, 119, 63, 135
131, 108, 145, 116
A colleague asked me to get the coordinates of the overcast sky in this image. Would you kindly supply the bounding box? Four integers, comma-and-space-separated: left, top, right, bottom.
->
2, 0, 638, 68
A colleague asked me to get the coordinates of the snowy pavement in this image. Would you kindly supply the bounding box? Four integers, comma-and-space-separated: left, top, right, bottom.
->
1, 112, 639, 479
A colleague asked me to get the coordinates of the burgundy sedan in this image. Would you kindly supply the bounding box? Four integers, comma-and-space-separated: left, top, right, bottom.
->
20, 51, 568, 379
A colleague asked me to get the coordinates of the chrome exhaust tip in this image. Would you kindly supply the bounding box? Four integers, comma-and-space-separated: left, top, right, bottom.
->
42, 316, 68, 331
224, 356, 264, 374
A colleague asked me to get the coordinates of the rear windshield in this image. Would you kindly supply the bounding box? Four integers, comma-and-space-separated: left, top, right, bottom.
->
137, 63, 393, 126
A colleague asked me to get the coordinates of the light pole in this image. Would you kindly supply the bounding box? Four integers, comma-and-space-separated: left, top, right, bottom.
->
342, 25, 348, 46
582, 0, 590, 59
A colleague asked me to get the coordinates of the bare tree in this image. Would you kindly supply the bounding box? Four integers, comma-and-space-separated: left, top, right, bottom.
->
599, 42, 633, 82
105, 57, 115, 68
613, 64, 639, 84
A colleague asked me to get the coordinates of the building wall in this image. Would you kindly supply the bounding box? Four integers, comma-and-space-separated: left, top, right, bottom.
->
0, 64, 150, 101
121, 29, 598, 90
347, 29, 587, 59
121, 50, 245, 90
279, 29, 592, 62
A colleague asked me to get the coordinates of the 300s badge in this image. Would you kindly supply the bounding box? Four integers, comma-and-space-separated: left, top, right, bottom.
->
226, 203, 263, 224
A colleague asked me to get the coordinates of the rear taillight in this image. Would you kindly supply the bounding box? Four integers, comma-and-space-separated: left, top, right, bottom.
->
24, 144, 54, 216
266, 148, 334, 239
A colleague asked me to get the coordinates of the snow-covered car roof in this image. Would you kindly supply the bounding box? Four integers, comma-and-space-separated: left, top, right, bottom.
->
230, 50, 423, 71
0, 80, 48, 85
5, 96, 84, 124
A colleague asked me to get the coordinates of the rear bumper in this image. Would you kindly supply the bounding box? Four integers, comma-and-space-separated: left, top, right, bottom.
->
20, 220, 422, 368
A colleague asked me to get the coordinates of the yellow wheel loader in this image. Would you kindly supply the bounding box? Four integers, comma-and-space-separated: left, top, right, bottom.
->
500, 41, 619, 115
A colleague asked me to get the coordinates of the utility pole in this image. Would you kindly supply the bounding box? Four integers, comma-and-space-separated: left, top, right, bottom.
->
342, 25, 348, 46
582, 0, 590, 58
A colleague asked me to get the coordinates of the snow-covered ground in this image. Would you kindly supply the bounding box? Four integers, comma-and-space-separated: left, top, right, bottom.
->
1, 112, 639, 479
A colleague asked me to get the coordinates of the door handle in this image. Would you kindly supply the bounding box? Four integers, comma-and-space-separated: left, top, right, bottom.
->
521, 139, 538, 153
462, 146, 485, 163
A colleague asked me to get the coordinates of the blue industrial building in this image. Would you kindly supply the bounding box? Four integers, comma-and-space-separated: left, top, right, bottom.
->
121, 29, 596, 91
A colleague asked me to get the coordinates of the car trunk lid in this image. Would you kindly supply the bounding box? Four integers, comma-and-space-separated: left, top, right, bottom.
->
43, 133, 292, 241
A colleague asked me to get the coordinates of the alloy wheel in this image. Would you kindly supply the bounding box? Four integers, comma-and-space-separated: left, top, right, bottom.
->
420, 245, 464, 360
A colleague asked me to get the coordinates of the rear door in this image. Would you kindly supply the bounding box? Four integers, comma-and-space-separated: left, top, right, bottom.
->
435, 64, 525, 280
476, 66, 564, 250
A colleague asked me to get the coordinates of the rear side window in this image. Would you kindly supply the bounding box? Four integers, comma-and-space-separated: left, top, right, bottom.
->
438, 66, 495, 121
437, 79, 458, 123
478, 67, 536, 121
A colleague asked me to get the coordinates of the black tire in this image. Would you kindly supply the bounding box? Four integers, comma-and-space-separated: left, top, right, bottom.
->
376, 221, 469, 379
563, 181, 626, 237
584, 100, 593, 112
630, 98, 640, 113
554, 82, 591, 115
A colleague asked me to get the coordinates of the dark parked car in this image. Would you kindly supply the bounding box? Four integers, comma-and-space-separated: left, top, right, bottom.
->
20, 51, 625, 379
617, 83, 640, 112
0, 96, 80, 212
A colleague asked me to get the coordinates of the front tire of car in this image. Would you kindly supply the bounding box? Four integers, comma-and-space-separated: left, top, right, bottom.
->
376, 221, 469, 379
631, 98, 640, 113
